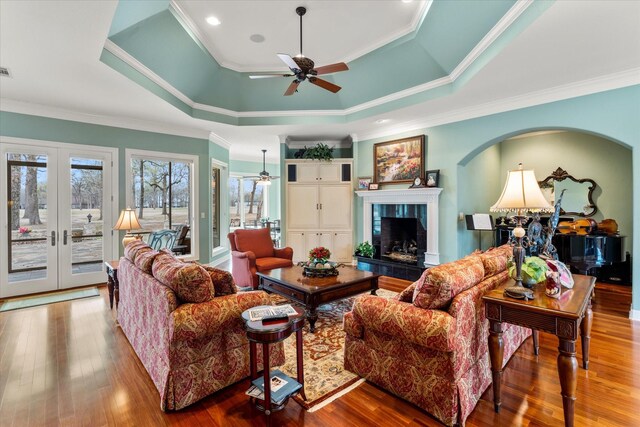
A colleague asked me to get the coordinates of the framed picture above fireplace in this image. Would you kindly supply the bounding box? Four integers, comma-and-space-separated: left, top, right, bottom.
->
373, 135, 424, 185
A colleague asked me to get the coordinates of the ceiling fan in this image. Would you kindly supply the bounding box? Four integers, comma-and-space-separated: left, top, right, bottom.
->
243, 149, 279, 186
249, 6, 349, 96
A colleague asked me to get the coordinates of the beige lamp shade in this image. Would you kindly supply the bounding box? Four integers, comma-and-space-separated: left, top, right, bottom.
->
113, 208, 142, 231
113, 208, 142, 248
490, 163, 553, 213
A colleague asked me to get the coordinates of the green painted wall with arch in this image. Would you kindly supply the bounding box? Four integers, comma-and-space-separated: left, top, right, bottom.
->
355, 85, 640, 312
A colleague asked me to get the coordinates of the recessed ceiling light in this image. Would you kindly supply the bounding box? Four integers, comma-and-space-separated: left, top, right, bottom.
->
250, 34, 265, 43
402, 0, 414, 3
206, 16, 221, 26
375, 119, 390, 124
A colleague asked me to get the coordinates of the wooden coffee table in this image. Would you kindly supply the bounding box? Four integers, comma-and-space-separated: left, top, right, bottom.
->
257, 266, 380, 333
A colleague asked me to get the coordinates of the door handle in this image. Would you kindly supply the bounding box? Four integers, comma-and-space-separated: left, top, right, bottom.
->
63, 230, 68, 245
319, 204, 322, 209
51, 230, 56, 246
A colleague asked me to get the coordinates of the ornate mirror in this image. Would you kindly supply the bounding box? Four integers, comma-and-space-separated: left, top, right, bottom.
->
538, 167, 597, 217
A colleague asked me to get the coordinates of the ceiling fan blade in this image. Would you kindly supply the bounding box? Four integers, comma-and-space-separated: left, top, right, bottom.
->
313, 62, 349, 75
284, 80, 300, 96
249, 74, 294, 79
277, 53, 300, 71
309, 77, 341, 93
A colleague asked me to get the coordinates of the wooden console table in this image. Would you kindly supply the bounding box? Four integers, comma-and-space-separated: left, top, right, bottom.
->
483, 274, 595, 427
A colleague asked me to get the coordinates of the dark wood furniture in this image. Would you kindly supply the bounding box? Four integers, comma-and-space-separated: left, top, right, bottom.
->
257, 266, 380, 332
105, 260, 119, 309
483, 274, 595, 427
241, 306, 306, 425
355, 256, 425, 281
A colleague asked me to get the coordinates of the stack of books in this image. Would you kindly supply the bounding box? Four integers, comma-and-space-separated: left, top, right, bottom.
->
246, 369, 302, 406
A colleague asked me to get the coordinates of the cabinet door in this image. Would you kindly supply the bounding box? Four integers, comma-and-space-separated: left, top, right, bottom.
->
303, 233, 321, 260
286, 231, 307, 263
317, 163, 341, 183
318, 184, 352, 229
287, 185, 319, 229
295, 163, 319, 183
317, 231, 333, 250
331, 232, 353, 262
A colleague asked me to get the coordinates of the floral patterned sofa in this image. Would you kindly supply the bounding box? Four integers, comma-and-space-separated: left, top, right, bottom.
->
117, 240, 284, 410
344, 245, 531, 426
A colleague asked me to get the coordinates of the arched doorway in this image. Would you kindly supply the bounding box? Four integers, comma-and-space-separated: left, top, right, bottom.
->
457, 128, 633, 285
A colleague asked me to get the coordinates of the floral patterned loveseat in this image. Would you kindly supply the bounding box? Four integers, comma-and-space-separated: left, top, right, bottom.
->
344, 245, 530, 426
117, 240, 284, 410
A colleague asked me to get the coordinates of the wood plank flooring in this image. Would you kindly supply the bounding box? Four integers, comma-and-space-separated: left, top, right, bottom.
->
0, 279, 637, 426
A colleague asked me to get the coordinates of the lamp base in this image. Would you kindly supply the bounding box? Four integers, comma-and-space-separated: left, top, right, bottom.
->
122, 233, 141, 248
504, 286, 534, 300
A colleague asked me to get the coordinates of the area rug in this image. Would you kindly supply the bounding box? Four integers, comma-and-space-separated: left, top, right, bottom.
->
272, 289, 398, 411
0, 287, 100, 312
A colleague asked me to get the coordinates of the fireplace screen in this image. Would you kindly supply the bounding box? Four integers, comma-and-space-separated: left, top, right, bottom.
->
372, 204, 427, 265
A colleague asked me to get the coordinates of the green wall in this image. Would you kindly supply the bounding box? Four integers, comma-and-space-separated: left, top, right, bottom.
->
355, 85, 640, 312
0, 111, 226, 263
458, 143, 502, 252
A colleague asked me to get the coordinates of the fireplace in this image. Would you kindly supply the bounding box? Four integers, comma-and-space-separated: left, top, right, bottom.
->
356, 187, 442, 268
373, 205, 427, 265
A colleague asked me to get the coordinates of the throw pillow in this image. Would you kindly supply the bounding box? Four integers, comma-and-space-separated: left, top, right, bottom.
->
479, 250, 508, 278
133, 249, 159, 274
124, 239, 151, 262
152, 252, 215, 303
202, 266, 238, 296
413, 255, 485, 309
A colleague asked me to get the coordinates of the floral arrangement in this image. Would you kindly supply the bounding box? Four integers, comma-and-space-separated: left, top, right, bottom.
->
309, 246, 331, 262
18, 226, 32, 234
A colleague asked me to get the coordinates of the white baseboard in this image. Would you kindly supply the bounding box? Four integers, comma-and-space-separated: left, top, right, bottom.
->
629, 309, 640, 321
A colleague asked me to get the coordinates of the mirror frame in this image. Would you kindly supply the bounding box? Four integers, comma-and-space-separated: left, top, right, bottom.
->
538, 167, 597, 217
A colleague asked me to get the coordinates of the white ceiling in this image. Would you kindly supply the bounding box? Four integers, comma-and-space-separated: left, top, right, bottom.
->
175, 0, 428, 72
1, 1, 639, 164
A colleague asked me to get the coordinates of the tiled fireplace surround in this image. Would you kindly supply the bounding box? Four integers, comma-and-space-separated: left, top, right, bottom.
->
356, 188, 442, 267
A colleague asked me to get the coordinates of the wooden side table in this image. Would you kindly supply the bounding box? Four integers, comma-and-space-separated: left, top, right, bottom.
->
483, 274, 595, 427
104, 260, 119, 309
241, 306, 306, 426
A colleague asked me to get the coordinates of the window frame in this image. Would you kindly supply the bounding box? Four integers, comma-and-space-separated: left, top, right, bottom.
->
228, 173, 268, 229
125, 149, 199, 261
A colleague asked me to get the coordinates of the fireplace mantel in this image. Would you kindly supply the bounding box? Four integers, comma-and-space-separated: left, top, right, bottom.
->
356, 188, 442, 266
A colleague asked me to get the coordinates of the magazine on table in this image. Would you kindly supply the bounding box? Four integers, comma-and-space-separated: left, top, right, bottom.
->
248, 304, 297, 321
250, 370, 302, 404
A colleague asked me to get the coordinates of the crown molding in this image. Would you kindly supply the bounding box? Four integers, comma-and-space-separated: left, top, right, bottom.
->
354, 68, 640, 142
450, 0, 534, 81
208, 131, 232, 150
229, 151, 279, 164
103, 39, 195, 107
0, 98, 210, 140
169, 0, 432, 73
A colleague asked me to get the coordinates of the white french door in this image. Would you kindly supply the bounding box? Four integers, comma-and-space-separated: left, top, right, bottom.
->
1, 141, 116, 298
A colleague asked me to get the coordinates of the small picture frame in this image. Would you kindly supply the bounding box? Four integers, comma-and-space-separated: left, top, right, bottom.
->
358, 177, 372, 190
425, 170, 440, 187
368, 183, 379, 190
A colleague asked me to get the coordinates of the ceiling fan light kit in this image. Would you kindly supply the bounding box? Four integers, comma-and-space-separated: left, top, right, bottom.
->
243, 149, 280, 185
249, 6, 349, 96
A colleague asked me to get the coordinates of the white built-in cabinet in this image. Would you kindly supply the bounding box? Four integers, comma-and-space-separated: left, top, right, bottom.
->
285, 160, 353, 262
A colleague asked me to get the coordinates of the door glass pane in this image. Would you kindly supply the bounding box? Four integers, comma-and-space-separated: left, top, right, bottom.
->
229, 177, 241, 229
70, 158, 103, 274
243, 179, 263, 228
7, 153, 48, 282
211, 165, 220, 249
131, 158, 192, 255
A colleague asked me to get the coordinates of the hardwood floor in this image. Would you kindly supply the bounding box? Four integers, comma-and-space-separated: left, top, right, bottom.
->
0, 279, 637, 426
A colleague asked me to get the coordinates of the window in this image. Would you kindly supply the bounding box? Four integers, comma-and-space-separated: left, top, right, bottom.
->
229, 176, 266, 228
126, 150, 198, 259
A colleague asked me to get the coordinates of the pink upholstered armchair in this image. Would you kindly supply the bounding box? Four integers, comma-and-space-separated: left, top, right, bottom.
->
228, 228, 293, 289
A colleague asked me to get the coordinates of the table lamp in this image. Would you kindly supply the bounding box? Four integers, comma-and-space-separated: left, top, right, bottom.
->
490, 163, 553, 292
113, 208, 142, 248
